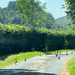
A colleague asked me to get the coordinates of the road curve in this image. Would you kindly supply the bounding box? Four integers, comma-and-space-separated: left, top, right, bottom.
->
0, 52, 75, 75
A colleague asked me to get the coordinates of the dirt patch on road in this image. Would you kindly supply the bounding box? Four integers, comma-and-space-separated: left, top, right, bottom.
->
61, 59, 70, 75
26, 57, 49, 73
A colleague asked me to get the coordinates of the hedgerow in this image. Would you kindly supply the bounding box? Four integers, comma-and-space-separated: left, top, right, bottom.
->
0, 23, 75, 55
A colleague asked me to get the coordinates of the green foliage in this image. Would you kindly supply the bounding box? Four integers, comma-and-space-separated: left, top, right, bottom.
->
0, 23, 75, 55
16, 0, 47, 28
67, 57, 75, 75
45, 12, 55, 29
0, 1, 56, 29
7, 1, 18, 11
64, 0, 75, 24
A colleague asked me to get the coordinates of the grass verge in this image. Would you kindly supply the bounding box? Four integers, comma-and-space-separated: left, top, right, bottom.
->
0, 51, 44, 68
67, 57, 75, 75
46, 49, 74, 54
0, 49, 74, 69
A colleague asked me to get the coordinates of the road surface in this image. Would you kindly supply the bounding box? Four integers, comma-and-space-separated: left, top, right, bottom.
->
0, 52, 75, 75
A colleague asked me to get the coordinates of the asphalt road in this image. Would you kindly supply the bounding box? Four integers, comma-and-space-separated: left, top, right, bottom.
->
0, 52, 75, 75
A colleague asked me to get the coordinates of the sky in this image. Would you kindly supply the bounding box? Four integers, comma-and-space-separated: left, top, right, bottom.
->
0, 0, 66, 19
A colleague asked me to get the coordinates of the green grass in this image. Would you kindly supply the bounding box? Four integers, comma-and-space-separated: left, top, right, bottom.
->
67, 57, 75, 75
46, 49, 74, 54
0, 51, 45, 68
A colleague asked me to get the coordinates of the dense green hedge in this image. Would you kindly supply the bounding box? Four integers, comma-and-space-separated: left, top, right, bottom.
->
0, 23, 75, 55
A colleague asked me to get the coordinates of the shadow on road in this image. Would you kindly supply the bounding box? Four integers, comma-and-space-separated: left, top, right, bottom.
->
0, 69, 57, 75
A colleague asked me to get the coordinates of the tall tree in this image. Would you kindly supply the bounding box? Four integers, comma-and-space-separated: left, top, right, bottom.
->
16, 0, 47, 28
64, 0, 75, 24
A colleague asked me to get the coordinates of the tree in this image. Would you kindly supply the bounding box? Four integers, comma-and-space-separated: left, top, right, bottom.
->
7, 1, 18, 11
0, 0, 56, 29
16, 0, 47, 28
64, 0, 75, 24
45, 13, 55, 29
12, 16, 22, 24
67, 22, 72, 28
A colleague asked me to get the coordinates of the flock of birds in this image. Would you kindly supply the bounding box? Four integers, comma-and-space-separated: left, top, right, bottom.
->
55, 51, 74, 59
14, 51, 74, 64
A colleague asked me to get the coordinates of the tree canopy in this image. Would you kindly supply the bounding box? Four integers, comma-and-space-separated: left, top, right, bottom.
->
0, 0, 57, 30
64, 0, 75, 24
16, 0, 47, 28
